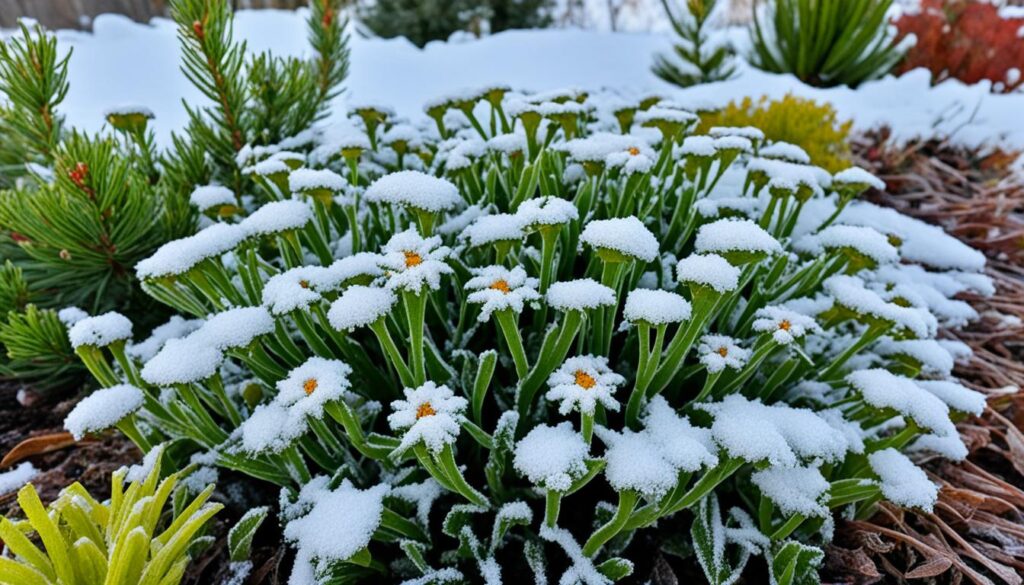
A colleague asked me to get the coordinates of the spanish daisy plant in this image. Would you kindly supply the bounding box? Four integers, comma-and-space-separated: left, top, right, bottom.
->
62, 86, 992, 584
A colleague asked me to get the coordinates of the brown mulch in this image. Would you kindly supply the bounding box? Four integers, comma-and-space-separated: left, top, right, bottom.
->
822, 132, 1024, 584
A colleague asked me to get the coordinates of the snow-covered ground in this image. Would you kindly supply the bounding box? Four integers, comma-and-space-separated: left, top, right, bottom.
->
34, 9, 1024, 157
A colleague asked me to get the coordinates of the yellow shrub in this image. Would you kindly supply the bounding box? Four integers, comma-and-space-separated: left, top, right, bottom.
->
698, 94, 853, 172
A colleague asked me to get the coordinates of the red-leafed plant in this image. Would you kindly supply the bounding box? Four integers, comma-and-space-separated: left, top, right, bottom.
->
893, 0, 1024, 93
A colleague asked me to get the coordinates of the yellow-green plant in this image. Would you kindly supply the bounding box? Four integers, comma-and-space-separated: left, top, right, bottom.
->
0, 450, 221, 585
698, 94, 853, 172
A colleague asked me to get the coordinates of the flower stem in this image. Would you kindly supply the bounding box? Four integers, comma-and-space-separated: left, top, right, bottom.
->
545, 490, 561, 527
495, 309, 529, 379
402, 291, 428, 385
436, 444, 489, 508
582, 489, 637, 557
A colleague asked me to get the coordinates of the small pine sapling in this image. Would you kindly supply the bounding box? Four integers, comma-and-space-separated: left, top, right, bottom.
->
653, 0, 737, 88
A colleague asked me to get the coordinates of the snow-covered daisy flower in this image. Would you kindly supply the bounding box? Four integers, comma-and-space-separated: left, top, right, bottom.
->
514, 196, 579, 230
64, 384, 145, 440
546, 355, 626, 416
378, 229, 453, 294
513, 422, 589, 492
136, 223, 246, 279
794, 225, 898, 267
284, 479, 390, 576
288, 168, 345, 201
678, 135, 717, 159
694, 218, 782, 258
832, 166, 885, 192
622, 288, 691, 325
752, 306, 820, 344
241, 200, 314, 238
696, 395, 850, 466
141, 338, 223, 386
190, 306, 275, 351
275, 357, 353, 421
750, 465, 830, 518
189, 185, 236, 214
465, 265, 540, 322
675, 253, 740, 294
68, 312, 132, 349
262, 266, 328, 315
365, 170, 461, 214
867, 448, 937, 511
546, 278, 616, 312
593, 426, 677, 498
698, 335, 750, 373
461, 213, 526, 248
327, 285, 397, 331
760, 142, 810, 164
388, 382, 468, 455
580, 216, 659, 263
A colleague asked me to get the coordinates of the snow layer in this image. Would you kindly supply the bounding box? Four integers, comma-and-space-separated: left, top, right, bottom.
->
64, 384, 145, 439
513, 422, 589, 491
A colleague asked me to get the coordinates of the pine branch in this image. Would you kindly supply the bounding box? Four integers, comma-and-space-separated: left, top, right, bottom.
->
653, 0, 736, 88
308, 0, 350, 117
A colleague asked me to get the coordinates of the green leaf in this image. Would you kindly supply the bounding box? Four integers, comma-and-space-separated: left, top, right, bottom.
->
471, 349, 497, 423
770, 541, 824, 585
441, 504, 486, 539
400, 539, 431, 573
596, 557, 634, 581
227, 506, 269, 562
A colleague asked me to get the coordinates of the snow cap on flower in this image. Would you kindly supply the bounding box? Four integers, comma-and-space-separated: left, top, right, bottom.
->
915, 379, 985, 416
284, 479, 390, 568
696, 395, 850, 466
64, 384, 145, 440
379, 229, 453, 293
142, 338, 222, 386
580, 216, 659, 263
68, 312, 132, 349
874, 338, 954, 377
698, 334, 750, 373
868, 448, 937, 510
388, 382, 468, 455
191, 306, 275, 350
514, 196, 578, 228
513, 422, 589, 492
708, 126, 765, 142
832, 166, 885, 191
594, 426, 676, 498
262, 266, 328, 315
751, 465, 830, 518
465, 265, 540, 322
679, 135, 717, 157
365, 170, 461, 213
57, 307, 88, 327
694, 218, 781, 257
824, 275, 932, 339
319, 253, 385, 290
241, 200, 313, 237
675, 253, 740, 293
189, 185, 235, 213
328, 285, 397, 331
752, 306, 820, 344
643, 396, 718, 471
461, 213, 526, 247
136, 222, 246, 279
795, 225, 898, 266
845, 369, 957, 437
288, 168, 345, 194
546, 355, 626, 416
546, 278, 616, 312
623, 288, 691, 325
760, 141, 810, 164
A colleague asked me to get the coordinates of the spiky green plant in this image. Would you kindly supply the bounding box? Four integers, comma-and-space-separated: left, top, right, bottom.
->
653, 0, 737, 88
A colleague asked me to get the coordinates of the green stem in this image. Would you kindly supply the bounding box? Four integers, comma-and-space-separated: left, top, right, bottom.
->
582, 490, 638, 557
402, 291, 428, 385
545, 490, 561, 527
370, 318, 415, 388
495, 310, 529, 379
437, 444, 489, 507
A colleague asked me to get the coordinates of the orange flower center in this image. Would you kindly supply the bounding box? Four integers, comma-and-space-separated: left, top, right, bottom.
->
779, 320, 791, 331
717, 346, 729, 357
303, 378, 318, 395
416, 402, 436, 419
299, 280, 310, 289
628, 147, 640, 156
574, 370, 597, 389
404, 251, 422, 268
490, 279, 511, 293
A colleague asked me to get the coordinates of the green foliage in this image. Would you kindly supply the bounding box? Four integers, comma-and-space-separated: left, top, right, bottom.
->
698, 94, 853, 172
358, 0, 553, 48
227, 506, 269, 562
0, 305, 81, 391
0, 448, 221, 585
653, 0, 736, 88
770, 540, 824, 585
749, 0, 907, 87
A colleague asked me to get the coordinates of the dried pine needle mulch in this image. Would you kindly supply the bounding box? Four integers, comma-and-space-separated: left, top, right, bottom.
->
822, 131, 1024, 584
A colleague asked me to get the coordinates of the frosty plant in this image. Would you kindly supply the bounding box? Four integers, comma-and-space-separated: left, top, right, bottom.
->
0, 446, 221, 585
66, 86, 993, 583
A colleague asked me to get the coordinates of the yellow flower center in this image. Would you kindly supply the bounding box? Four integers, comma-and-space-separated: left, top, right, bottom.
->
490, 279, 511, 293
404, 251, 422, 268
717, 346, 729, 357
628, 146, 640, 156
299, 280, 310, 289
574, 370, 597, 389
416, 402, 436, 419
303, 378, 318, 395
779, 320, 791, 331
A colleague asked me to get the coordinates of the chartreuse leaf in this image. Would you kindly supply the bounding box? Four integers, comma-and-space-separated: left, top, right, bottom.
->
228, 506, 270, 562
0, 517, 55, 580
138, 502, 223, 585
0, 557, 49, 585
597, 558, 634, 581
17, 484, 74, 585
71, 537, 109, 584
